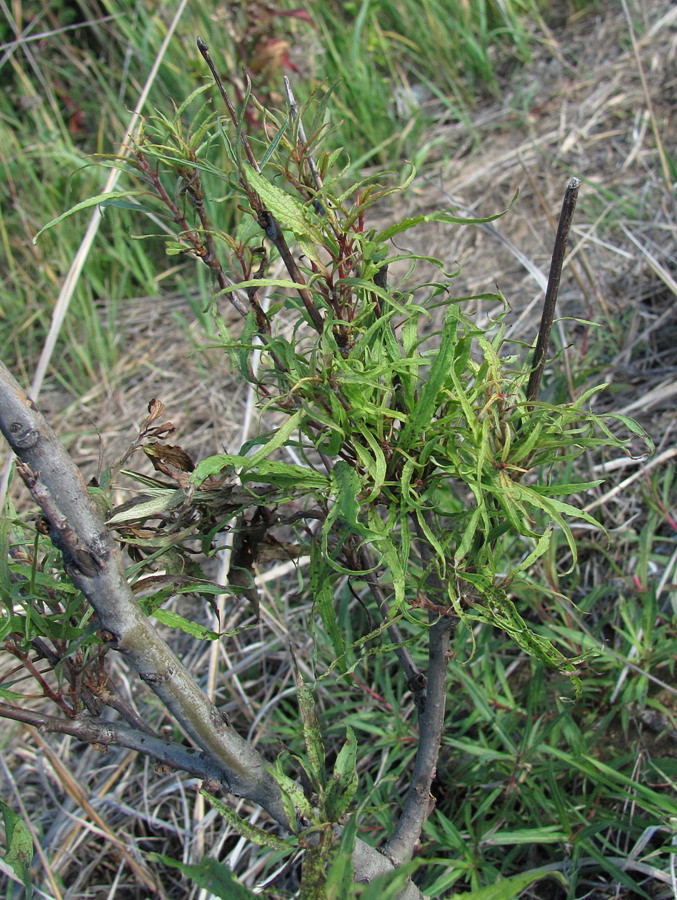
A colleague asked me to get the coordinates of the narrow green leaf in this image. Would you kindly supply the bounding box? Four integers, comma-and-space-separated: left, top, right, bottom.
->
510, 527, 553, 577
454, 506, 482, 563
33, 191, 146, 242
148, 852, 258, 898
332, 726, 357, 780
0, 799, 33, 899
200, 790, 291, 851
378, 531, 406, 610
268, 760, 317, 824
218, 278, 313, 294
353, 425, 387, 500
311, 542, 347, 674
449, 868, 566, 899
259, 117, 290, 169
374, 192, 517, 243
332, 460, 368, 535
296, 676, 326, 787
175, 82, 212, 118
152, 608, 219, 641
397, 304, 459, 450
324, 727, 359, 821
607, 413, 655, 449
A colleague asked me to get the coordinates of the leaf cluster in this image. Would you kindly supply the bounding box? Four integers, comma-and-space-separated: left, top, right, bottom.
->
36, 76, 649, 693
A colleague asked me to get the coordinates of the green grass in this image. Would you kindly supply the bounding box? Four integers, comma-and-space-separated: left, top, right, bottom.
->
1, 0, 593, 396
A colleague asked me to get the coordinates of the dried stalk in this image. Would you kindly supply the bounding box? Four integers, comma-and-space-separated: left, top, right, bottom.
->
526, 177, 580, 404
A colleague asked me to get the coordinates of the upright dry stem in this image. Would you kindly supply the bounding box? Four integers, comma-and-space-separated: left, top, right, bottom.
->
526, 177, 580, 404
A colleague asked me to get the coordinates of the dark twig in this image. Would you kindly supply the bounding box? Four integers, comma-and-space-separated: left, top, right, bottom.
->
197, 37, 325, 336
196, 36, 259, 172
383, 616, 453, 864
526, 177, 581, 404
358, 547, 427, 712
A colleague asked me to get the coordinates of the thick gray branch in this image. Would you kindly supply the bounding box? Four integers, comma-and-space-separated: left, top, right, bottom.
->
0, 361, 424, 897
0, 360, 288, 825
383, 616, 453, 865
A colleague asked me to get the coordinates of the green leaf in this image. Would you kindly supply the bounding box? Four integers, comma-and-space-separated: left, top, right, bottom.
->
332, 460, 368, 536
373, 192, 517, 243
147, 852, 258, 898
467, 582, 582, 696
244, 164, 324, 243
33, 191, 147, 242
607, 413, 655, 450
259, 116, 290, 169
0, 799, 33, 899
200, 790, 291, 851
296, 676, 326, 787
352, 424, 387, 500
247, 410, 304, 467
218, 277, 313, 295
267, 759, 317, 825
311, 541, 347, 675
449, 869, 566, 898
152, 608, 220, 641
324, 727, 359, 821
191, 412, 304, 485
397, 303, 461, 451
510, 527, 553, 577
240, 460, 330, 489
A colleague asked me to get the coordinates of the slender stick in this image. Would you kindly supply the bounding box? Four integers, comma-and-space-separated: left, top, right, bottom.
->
525, 177, 580, 403
196, 36, 259, 172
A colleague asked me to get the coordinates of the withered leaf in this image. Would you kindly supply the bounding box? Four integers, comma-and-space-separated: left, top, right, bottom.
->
144, 442, 195, 476
227, 508, 275, 618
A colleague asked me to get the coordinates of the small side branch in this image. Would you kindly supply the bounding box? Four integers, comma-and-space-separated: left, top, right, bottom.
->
383, 616, 453, 865
358, 547, 427, 712
197, 37, 325, 336
0, 703, 231, 787
526, 177, 580, 403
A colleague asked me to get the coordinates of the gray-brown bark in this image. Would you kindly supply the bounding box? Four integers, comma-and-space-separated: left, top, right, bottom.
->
0, 360, 423, 898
